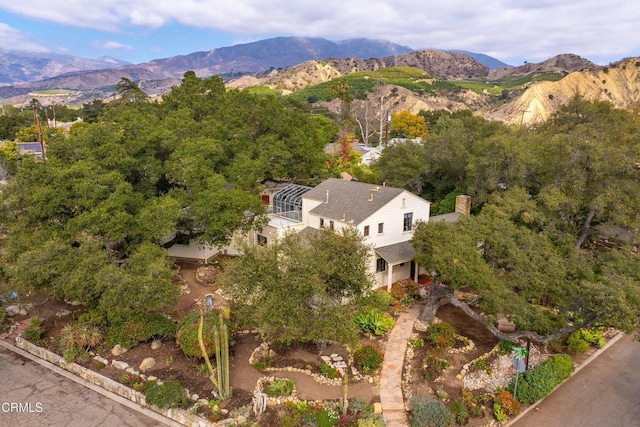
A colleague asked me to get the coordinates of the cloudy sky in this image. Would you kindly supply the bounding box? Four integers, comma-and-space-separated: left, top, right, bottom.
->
0, 0, 638, 66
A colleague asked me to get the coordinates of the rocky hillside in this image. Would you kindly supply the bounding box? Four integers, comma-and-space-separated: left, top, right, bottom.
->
324, 50, 489, 80
487, 53, 598, 80
227, 60, 343, 93
228, 49, 490, 93
485, 57, 640, 125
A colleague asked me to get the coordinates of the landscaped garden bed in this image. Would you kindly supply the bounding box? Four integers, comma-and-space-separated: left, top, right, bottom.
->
402, 303, 619, 426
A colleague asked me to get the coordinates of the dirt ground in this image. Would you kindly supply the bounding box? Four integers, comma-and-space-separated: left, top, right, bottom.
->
404, 303, 500, 422
6, 259, 379, 423
6, 264, 611, 425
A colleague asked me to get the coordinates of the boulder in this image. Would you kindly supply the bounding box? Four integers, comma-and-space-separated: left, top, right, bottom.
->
373, 402, 383, 414
5, 305, 20, 317
112, 360, 129, 370
93, 355, 109, 365
497, 317, 516, 332
150, 340, 162, 350
414, 319, 429, 332
111, 344, 128, 356
56, 309, 72, 318
139, 357, 156, 371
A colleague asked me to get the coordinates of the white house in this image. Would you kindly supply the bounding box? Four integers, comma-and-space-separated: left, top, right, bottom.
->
166, 178, 434, 290
300, 178, 431, 290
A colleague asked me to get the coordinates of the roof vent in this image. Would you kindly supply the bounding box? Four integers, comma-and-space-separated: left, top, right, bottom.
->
368, 193, 374, 202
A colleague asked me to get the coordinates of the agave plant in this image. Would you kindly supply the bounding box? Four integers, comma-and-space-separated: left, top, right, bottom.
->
59, 324, 78, 350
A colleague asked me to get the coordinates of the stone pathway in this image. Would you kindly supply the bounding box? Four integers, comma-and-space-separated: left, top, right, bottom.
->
2, 317, 37, 344
379, 303, 423, 427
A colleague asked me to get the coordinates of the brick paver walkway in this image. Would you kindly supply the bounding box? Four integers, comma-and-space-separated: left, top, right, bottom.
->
379, 303, 423, 426
1, 317, 37, 344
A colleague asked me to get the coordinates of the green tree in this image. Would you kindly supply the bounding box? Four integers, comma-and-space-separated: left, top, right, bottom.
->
412, 187, 640, 341
1, 70, 341, 322
115, 77, 149, 103
375, 141, 430, 196
531, 96, 640, 248
218, 227, 373, 347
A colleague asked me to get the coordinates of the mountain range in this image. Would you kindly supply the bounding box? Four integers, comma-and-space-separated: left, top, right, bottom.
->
0, 37, 638, 126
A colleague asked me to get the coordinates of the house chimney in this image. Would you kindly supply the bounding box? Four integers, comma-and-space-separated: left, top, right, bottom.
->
455, 195, 471, 215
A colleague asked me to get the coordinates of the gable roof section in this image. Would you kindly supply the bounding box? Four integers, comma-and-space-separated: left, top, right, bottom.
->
304, 178, 405, 224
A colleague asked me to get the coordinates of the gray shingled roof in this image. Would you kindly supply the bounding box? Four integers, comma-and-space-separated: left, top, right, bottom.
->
429, 212, 463, 223
304, 178, 405, 224
375, 241, 415, 264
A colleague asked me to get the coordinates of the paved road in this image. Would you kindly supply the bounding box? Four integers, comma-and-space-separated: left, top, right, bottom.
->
513, 333, 640, 427
0, 346, 166, 427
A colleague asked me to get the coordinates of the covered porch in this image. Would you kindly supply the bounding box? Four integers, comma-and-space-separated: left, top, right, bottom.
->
374, 241, 421, 291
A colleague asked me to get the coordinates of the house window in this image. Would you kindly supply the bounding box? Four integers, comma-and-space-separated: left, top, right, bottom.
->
403, 212, 413, 232
378, 223, 384, 233
319, 218, 324, 228
376, 258, 387, 272
364, 225, 370, 237
256, 234, 268, 246
329, 220, 334, 230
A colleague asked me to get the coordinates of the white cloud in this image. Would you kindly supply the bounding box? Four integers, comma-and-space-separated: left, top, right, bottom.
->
97, 41, 134, 51
0, 0, 639, 63
0, 23, 49, 53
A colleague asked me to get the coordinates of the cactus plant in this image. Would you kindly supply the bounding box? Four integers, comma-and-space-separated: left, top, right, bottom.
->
198, 311, 232, 399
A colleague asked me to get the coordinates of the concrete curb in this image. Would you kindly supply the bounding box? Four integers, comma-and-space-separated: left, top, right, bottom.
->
506, 331, 625, 426
0, 339, 183, 427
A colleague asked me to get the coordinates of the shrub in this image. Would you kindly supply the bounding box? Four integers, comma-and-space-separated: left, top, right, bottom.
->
410, 338, 425, 347
579, 327, 606, 347
314, 408, 340, 427
176, 311, 222, 358
450, 399, 468, 425
119, 374, 146, 390
425, 322, 456, 348
77, 310, 106, 326
493, 403, 507, 423
264, 378, 294, 397
474, 358, 492, 375
144, 380, 188, 409
320, 362, 342, 379
104, 312, 176, 349
390, 279, 421, 302
252, 361, 268, 371
353, 345, 383, 374
409, 394, 453, 427
61, 324, 103, 351
357, 415, 386, 427
22, 318, 44, 343
63, 346, 89, 363
566, 331, 590, 354
494, 390, 520, 416
360, 289, 395, 312
423, 355, 450, 381
498, 339, 514, 354
510, 354, 573, 403
353, 307, 395, 336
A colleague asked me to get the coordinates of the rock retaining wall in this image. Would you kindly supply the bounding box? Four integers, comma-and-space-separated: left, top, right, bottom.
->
14, 337, 219, 427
